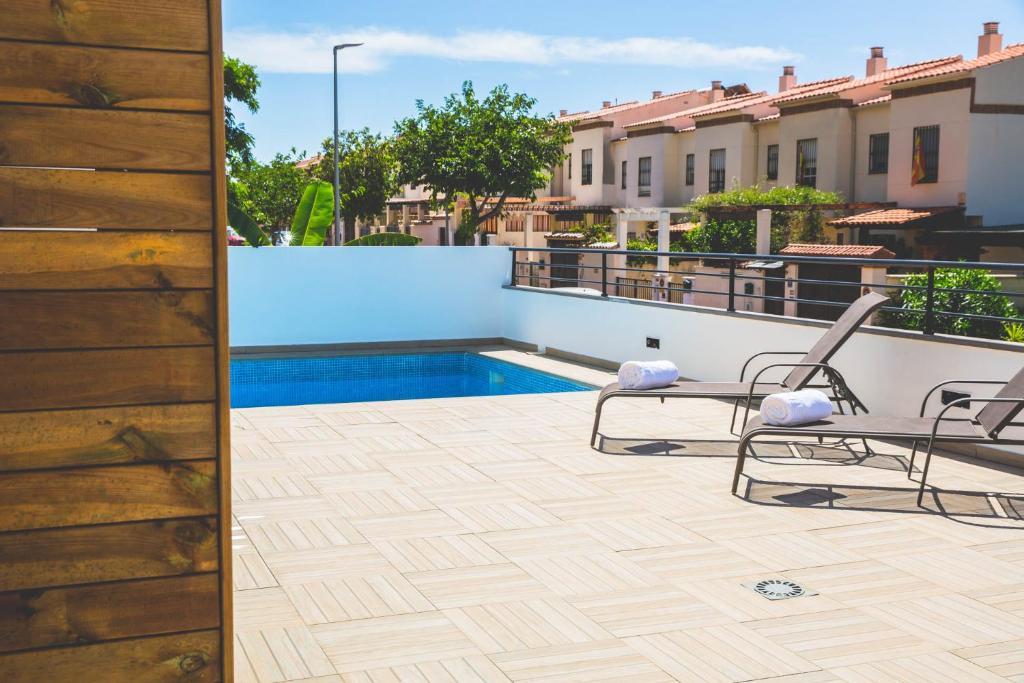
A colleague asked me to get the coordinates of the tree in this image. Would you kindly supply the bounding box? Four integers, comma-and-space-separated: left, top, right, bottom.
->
883, 268, 1019, 339
224, 56, 261, 170
393, 82, 571, 238
314, 129, 399, 244
233, 149, 311, 243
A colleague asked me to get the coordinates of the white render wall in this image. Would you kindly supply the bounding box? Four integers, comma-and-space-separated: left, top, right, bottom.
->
967, 58, 1024, 225
229, 248, 1021, 421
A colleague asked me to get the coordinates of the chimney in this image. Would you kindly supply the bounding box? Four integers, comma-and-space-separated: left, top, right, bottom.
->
652, 90, 663, 99
601, 100, 612, 109
978, 21, 1003, 57
559, 109, 568, 116
778, 65, 796, 92
866, 47, 887, 77
710, 80, 724, 102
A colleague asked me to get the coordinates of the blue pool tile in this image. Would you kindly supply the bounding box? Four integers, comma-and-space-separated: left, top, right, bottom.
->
230, 352, 593, 408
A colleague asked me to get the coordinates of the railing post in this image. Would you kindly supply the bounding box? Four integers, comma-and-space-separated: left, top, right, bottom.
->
601, 252, 608, 297
923, 266, 936, 335
510, 249, 517, 287
727, 258, 736, 312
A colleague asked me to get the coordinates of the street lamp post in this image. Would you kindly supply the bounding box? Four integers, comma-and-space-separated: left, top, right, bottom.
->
333, 42, 363, 246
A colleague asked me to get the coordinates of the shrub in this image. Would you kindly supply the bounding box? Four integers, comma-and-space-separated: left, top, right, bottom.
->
684, 219, 756, 255
344, 232, 422, 246
690, 184, 842, 212
883, 268, 1018, 339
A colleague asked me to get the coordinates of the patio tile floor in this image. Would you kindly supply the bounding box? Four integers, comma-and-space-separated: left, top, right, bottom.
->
233, 350, 1024, 682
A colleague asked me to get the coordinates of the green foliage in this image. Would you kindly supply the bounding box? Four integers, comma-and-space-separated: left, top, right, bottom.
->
883, 268, 1018, 339
345, 233, 422, 246
1004, 322, 1024, 343
580, 222, 613, 244
289, 181, 335, 246
232, 149, 311, 241
314, 129, 399, 243
690, 184, 842, 211
684, 219, 756, 254
224, 56, 261, 170
393, 81, 571, 234
227, 201, 269, 247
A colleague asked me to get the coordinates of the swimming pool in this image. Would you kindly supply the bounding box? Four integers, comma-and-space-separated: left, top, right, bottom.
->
230, 352, 594, 408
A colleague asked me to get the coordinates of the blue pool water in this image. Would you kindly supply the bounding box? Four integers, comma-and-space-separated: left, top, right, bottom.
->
230, 352, 593, 408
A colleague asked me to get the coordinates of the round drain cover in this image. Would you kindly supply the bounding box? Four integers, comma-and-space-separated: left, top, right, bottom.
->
753, 579, 805, 600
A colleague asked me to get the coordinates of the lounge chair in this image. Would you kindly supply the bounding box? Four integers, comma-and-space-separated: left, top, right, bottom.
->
732, 366, 1024, 504
590, 291, 889, 447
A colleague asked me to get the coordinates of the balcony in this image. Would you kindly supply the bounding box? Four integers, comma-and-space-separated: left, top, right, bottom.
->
228, 246, 1024, 681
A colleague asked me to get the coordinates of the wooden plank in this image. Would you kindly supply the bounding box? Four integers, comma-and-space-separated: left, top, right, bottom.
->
0, 573, 220, 653
0, 403, 215, 472
0, 290, 215, 350
0, 105, 210, 171
0, 168, 212, 230
0, 517, 218, 591
0, 460, 217, 532
0, 231, 212, 290
0, 346, 215, 412
0, 42, 210, 111
0, 630, 221, 683
0, 0, 209, 52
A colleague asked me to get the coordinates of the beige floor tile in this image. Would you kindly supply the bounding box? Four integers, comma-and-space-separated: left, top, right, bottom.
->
234, 474, 320, 501
622, 542, 770, 582
287, 452, 381, 476
340, 655, 510, 682
473, 459, 570, 481
417, 482, 522, 506
444, 599, 610, 653
388, 463, 493, 487
864, 594, 1024, 649
882, 547, 1023, 591
478, 525, 610, 560
721, 531, 866, 571
407, 563, 554, 608
329, 488, 436, 518
954, 639, 1024, 680
308, 471, 403, 493
490, 639, 674, 682
235, 587, 303, 629
372, 534, 507, 572
570, 586, 732, 637
235, 550, 279, 591
626, 624, 819, 682
810, 519, 955, 559
783, 560, 946, 607
448, 443, 537, 464
572, 516, 705, 551
538, 496, 648, 521
517, 553, 664, 597
245, 517, 366, 553
313, 611, 480, 674
351, 510, 470, 540
677, 573, 846, 622
285, 572, 433, 624
746, 608, 940, 668
831, 651, 1006, 682
442, 501, 561, 532
262, 544, 391, 585
503, 475, 609, 502
235, 624, 336, 683
968, 582, 1024, 616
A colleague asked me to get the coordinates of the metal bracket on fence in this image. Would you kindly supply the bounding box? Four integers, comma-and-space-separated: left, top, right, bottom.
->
727, 259, 737, 312
601, 253, 608, 297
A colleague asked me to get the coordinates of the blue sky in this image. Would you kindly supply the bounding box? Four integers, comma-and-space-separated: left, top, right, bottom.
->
223, 0, 1024, 163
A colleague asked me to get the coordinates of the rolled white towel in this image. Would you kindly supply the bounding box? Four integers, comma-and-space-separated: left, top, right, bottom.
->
618, 360, 679, 390
760, 389, 833, 426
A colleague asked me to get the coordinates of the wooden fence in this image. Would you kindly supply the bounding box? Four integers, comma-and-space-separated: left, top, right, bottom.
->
0, 1, 232, 680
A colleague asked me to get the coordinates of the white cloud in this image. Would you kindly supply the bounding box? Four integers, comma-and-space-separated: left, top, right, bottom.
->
225, 27, 798, 74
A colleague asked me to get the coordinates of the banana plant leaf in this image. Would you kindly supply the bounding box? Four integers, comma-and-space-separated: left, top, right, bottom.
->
290, 181, 334, 246
344, 232, 422, 246
227, 202, 269, 247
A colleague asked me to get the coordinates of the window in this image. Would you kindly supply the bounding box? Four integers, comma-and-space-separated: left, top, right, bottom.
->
638, 156, 652, 197
868, 133, 889, 174
766, 144, 779, 180
708, 148, 726, 193
912, 125, 939, 184
581, 148, 593, 185
567, 153, 572, 180
796, 138, 817, 188
685, 153, 695, 186
621, 160, 627, 190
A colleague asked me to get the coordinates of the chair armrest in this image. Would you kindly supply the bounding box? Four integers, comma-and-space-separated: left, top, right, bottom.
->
738, 351, 808, 382
919, 380, 1010, 417
931, 396, 1024, 438
746, 363, 851, 405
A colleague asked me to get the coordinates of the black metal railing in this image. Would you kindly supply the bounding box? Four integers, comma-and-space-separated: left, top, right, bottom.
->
508, 247, 1024, 341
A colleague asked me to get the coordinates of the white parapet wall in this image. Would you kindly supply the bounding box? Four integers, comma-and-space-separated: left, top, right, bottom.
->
228, 246, 510, 348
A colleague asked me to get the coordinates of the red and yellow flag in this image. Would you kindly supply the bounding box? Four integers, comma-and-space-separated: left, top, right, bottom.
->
911, 130, 927, 185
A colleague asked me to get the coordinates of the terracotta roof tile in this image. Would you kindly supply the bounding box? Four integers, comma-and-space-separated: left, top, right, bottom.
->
559, 88, 707, 123
829, 207, 962, 226
888, 43, 1024, 85
780, 243, 896, 258
625, 93, 764, 128
857, 94, 891, 107
775, 55, 961, 104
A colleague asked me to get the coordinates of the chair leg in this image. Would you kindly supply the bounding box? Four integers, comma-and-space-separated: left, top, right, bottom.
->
907, 440, 919, 477
730, 399, 741, 435
590, 398, 607, 448
732, 436, 753, 495
916, 438, 938, 506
